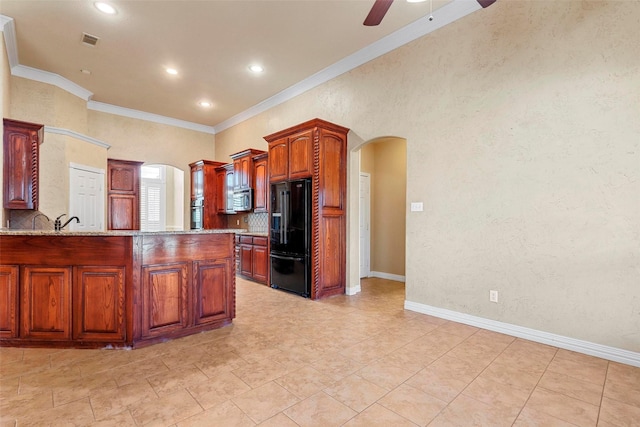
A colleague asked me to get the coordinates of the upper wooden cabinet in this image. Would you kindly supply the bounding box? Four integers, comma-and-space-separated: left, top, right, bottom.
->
189, 160, 227, 228
230, 149, 266, 191
3, 118, 44, 210
252, 153, 268, 213
264, 119, 349, 299
107, 159, 143, 230
215, 163, 236, 214
266, 129, 313, 182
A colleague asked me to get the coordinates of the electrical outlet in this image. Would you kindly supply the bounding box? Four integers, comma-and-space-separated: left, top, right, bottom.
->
489, 290, 499, 303
236, 219, 240, 226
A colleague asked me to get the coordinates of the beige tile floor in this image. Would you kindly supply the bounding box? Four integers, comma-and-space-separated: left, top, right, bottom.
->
1, 277, 639, 426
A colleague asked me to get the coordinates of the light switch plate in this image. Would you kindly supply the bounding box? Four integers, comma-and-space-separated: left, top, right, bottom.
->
410, 202, 424, 212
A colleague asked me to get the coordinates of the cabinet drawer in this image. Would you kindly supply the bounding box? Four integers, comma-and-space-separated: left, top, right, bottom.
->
252, 237, 268, 247
239, 235, 253, 244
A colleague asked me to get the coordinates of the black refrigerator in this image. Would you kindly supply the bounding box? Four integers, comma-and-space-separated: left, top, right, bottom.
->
270, 179, 311, 297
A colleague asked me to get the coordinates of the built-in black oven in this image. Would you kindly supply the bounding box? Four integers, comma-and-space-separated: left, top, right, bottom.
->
190, 198, 203, 229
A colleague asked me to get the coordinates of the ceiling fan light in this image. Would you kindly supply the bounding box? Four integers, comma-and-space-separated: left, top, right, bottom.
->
94, 2, 117, 14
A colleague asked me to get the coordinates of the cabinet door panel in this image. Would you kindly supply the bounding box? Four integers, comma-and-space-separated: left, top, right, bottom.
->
215, 168, 226, 214
289, 130, 314, 179
73, 267, 125, 341
191, 165, 204, 199
316, 216, 345, 297
0, 265, 19, 338
109, 168, 136, 192
22, 267, 72, 340
253, 157, 268, 212
225, 169, 235, 212
193, 259, 231, 325
252, 245, 268, 284
319, 133, 345, 210
240, 245, 253, 277
108, 195, 137, 230
268, 139, 288, 182
141, 263, 188, 338
3, 120, 41, 210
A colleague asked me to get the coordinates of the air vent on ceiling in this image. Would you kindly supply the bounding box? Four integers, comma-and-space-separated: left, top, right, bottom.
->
81, 33, 100, 47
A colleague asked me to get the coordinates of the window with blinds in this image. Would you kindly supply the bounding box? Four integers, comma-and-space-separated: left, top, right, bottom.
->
141, 165, 166, 231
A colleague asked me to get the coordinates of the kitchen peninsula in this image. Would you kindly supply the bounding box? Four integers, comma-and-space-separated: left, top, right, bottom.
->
0, 230, 236, 348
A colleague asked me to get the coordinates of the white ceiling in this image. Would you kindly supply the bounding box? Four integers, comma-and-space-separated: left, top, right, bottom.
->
0, 0, 478, 133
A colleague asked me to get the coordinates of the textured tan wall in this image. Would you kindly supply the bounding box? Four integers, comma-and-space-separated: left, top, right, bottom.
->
4, 77, 215, 229
214, 1, 640, 352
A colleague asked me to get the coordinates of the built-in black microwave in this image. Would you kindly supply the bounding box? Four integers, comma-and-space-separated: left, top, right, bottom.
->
233, 189, 253, 212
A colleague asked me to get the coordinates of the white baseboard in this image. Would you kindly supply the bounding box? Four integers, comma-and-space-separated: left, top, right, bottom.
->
370, 271, 406, 282
346, 284, 361, 296
404, 300, 640, 368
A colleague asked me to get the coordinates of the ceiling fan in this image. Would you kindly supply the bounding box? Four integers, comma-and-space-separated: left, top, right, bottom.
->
363, 0, 497, 26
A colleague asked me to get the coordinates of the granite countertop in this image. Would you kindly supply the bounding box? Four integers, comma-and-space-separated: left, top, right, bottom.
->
0, 229, 243, 236
239, 231, 269, 237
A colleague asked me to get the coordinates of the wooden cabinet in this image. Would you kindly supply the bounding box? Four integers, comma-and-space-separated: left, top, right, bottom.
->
73, 267, 125, 342
141, 263, 189, 338
0, 232, 235, 349
0, 266, 19, 338
264, 119, 348, 299
108, 159, 143, 230
189, 160, 227, 228
3, 118, 43, 210
193, 259, 233, 325
215, 164, 235, 214
230, 149, 266, 191
21, 267, 72, 340
267, 129, 313, 182
253, 153, 269, 213
237, 235, 268, 284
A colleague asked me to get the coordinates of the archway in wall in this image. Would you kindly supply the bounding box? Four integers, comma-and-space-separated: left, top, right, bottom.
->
140, 164, 185, 231
347, 136, 407, 296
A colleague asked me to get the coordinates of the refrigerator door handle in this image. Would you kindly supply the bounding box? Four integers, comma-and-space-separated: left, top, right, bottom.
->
283, 191, 289, 245
271, 253, 304, 262
279, 191, 285, 244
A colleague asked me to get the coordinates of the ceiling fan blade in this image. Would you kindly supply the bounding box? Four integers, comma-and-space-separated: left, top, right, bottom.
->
363, 0, 394, 26
477, 0, 497, 8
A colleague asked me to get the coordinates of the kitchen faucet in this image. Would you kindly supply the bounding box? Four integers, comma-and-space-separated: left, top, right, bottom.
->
54, 214, 80, 231
32, 213, 50, 230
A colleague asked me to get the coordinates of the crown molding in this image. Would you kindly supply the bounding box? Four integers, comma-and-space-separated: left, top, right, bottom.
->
87, 101, 217, 135
3, 0, 483, 136
0, 15, 18, 68
12, 65, 94, 101
44, 126, 111, 149
213, 0, 481, 133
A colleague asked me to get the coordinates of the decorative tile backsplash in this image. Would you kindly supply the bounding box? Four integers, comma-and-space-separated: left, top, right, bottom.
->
9, 210, 55, 230
247, 212, 268, 233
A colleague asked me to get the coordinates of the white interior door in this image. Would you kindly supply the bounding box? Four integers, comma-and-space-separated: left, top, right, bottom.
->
359, 172, 371, 278
69, 164, 105, 231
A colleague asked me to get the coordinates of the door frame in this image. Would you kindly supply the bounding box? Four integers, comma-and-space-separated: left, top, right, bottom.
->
359, 172, 371, 279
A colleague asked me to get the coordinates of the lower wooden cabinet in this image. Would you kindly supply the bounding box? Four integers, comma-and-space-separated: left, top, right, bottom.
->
193, 259, 233, 325
21, 267, 72, 341
237, 235, 268, 284
0, 266, 19, 339
0, 232, 235, 349
141, 263, 189, 339
73, 267, 125, 342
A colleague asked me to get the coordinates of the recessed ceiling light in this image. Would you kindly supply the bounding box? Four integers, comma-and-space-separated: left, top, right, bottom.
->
94, 2, 117, 14
165, 68, 178, 75
406, 0, 427, 3
249, 64, 264, 73
198, 101, 213, 108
